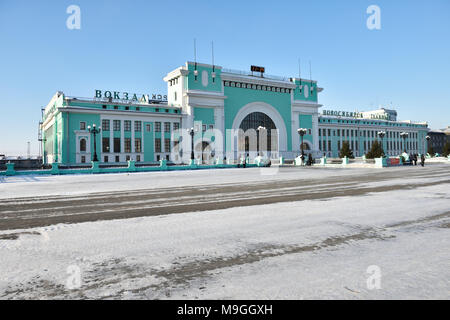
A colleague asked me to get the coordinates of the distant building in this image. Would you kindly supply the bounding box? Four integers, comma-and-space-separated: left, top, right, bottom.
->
427, 130, 446, 154
442, 126, 450, 144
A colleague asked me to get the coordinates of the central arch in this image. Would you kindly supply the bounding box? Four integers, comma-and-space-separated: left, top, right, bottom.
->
232, 101, 288, 155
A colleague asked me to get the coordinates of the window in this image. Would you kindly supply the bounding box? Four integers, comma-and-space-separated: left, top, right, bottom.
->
136, 155, 141, 162
102, 137, 110, 153
81, 156, 86, 163
134, 121, 142, 132
114, 138, 121, 153
155, 122, 161, 132
80, 122, 86, 130
126, 155, 130, 161
80, 139, 87, 152
124, 138, 131, 153
146, 124, 151, 132
202, 124, 207, 132
135, 138, 142, 153
165, 139, 171, 152
102, 120, 110, 131
174, 91, 177, 101
114, 106, 118, 110
155, 138, 161, 152
209, 124, 214, 130
156, 155, 160, 161
124, 120, 131, 131
113, 120, 121, 131
164, 122, 171, 132
115, 155, 120, 162
104, 156, 108, 163
173, 123, 180, 131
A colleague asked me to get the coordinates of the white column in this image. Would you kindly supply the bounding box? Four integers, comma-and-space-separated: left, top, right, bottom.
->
121, 119, 124, 161
214, 107, 225, 158
312, 112, 319, 153
131, 120, 135, 154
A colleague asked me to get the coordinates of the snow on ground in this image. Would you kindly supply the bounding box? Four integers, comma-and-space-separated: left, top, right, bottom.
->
0, 166, 449, 299
1, 162, 448, 199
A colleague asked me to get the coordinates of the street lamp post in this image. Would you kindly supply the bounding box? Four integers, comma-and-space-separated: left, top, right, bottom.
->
88, 124, 101, 162
425, 135, 431, 155
188, 128, 195, 160
400, 132, 409, 153
377, 131, 386, 156
297, 128, 307, 158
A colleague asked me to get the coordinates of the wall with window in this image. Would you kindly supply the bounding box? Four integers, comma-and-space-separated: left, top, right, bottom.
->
67, 113, 100, 164
291, 79, 318, 103
224, 85, 293, 152
186, 62, 222, 93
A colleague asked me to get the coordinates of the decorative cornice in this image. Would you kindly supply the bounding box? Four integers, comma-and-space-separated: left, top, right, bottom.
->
185, 90, 227, 100
221, 73, 297, 89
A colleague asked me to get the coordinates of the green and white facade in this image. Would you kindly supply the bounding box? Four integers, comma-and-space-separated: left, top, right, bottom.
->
318, 108, 429, 157
41, 61, 429, 165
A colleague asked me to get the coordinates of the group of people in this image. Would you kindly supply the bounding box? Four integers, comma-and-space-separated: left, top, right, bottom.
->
299, 153, 314, 166
409, 153, 426, 167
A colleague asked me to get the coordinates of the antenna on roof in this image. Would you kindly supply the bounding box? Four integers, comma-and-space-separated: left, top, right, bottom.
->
309, 60, 312, 82
211, 41, 215, 72
298, 58, 302, 93
211, 41, 216, 82
193, 38, 198, 80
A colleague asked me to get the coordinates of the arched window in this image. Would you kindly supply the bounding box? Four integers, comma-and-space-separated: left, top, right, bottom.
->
80, 138, 87, 152
239, 112, 278, 152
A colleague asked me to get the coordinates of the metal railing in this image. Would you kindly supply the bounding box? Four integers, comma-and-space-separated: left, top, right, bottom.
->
65, 96, 169, 106
221, 68, 291, 82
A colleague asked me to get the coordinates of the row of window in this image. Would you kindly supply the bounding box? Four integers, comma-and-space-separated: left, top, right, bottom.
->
98, 137, 142, 153
223, 81, 292, 94
99, 104, 179, 113
99, 120, 180, 133
319, 128, 419, 139
95, 137, 175, 154
319, 118, 424, 128
318, 139, 419, 152
168, 77, 179, 86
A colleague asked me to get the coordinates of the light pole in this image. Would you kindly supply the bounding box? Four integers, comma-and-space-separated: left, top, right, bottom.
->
88, 124, 101, 162
188, 128, 195, 161
297, 128, 307, 158
257, 126, 266, 155
377, 131, 386, 156
426, 135, 431, 155
400, 132, 409, 153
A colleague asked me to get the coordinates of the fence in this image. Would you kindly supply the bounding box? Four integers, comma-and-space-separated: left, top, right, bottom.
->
0, 160, 259, 176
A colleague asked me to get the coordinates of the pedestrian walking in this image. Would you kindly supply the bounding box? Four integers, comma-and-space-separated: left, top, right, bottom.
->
420, 153, 425, 167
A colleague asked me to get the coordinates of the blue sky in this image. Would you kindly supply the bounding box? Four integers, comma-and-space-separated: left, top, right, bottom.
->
1, 0, 449, 155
